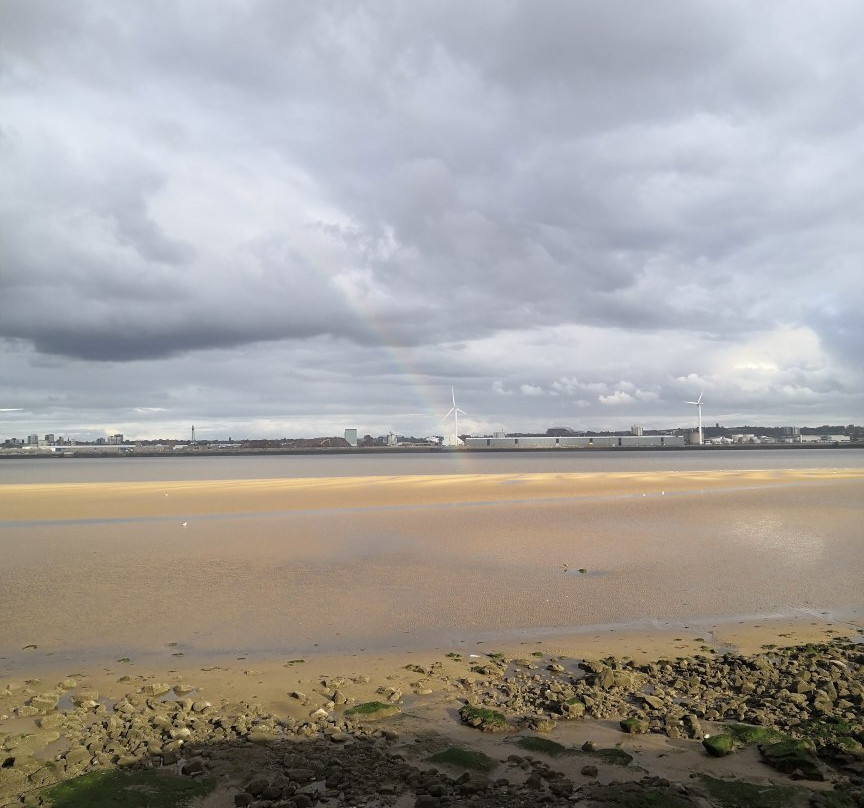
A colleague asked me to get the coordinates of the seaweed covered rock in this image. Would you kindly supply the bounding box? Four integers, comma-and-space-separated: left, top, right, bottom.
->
702, 734, 734, 757
344, 701, 401, 721
758, 738, 824, 781
619, 717, 649, 734
458, 704, 510, 732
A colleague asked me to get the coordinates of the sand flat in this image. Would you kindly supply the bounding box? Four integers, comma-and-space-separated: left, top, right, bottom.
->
2, 467, 862, 671
1, 467, 861, 520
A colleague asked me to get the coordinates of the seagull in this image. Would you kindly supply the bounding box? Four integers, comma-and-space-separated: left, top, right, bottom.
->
181, 521, 188, 529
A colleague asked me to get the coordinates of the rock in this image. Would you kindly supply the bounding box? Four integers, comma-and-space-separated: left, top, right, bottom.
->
160, 740, 184, 764
284, 768, 315, 782
620, 717, 648, 734
758, 739, 824, 781
329, 732, 351, 743
344, 702, 401, 721
581, 764, 599, 777
247, 729, 276, 745
522, 715, 555, 733
548, 777, 574, 795
562, 698, 585, 718
140, 682, 172, 697
682, 714, 703, 739
170, 727, 192, 741
27, 764, 62, 789
245, 776, 270, 795
458, 704, 510, 732
64, 746, 91, 768
29, 693, 60, 713
181, 757, 206, 776
37, 713, 64, 729
71, 688, 99, 706
173, 683, 196, 695
703, 735, 734, 757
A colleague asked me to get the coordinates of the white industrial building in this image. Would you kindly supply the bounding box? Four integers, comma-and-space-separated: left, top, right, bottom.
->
463, 434, 685, 449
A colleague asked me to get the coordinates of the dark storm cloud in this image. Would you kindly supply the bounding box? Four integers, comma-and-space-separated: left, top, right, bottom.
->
1, 0, 862, 434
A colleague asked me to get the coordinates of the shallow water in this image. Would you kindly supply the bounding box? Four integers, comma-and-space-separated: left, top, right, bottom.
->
1, 469, 861, 667
1, 446, 862, 483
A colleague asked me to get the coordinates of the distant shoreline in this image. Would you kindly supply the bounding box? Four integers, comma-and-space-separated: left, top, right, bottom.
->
1, 442, 861, 460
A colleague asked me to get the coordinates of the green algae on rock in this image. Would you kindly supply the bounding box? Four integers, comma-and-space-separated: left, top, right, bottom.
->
427, 746, 496, 771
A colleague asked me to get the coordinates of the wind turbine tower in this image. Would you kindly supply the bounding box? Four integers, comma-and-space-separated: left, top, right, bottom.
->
684, 391, 705, 445
442, 387, 466, 447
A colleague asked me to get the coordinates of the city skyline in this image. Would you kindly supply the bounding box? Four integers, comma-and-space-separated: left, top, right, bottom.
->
2, 2, 862, 441
2, 417, 859, 447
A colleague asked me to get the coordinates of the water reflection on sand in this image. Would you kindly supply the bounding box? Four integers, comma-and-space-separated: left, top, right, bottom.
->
1, 467, 861, 665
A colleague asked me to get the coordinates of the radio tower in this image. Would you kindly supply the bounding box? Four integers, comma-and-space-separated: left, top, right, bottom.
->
191, 425, 195, 444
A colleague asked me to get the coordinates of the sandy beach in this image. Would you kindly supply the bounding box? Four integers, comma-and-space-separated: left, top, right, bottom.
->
1, 469, 862, 666
2, 467, 863, 805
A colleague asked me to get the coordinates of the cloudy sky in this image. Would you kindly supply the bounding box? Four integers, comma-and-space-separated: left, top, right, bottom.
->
2, 1, 862, 441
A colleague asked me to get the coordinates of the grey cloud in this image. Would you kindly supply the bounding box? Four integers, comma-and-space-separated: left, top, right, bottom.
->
2, 0, 862, 434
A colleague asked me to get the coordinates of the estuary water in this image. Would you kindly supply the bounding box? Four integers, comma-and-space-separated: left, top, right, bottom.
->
1, 446, 862, 484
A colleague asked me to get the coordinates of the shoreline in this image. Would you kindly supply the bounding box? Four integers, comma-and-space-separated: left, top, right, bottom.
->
2, 622, 862, 807
2, 442, 861, 461
4, 609, 863, 683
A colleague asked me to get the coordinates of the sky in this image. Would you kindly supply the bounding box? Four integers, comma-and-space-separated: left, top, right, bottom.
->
2, 1, 862, 441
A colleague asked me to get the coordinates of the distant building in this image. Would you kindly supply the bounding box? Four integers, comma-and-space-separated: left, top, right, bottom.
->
464, 434, 685, 449
631, 425, 643, 436
44, 433, 55, 444
106, 434, 124, 445
27, 434, 38, 445
344, 428, 358, 447
685, 430, 701, 446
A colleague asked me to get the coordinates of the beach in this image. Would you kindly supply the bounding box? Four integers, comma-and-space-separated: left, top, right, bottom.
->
1, 468, 862, 664
2, 465, 863, 805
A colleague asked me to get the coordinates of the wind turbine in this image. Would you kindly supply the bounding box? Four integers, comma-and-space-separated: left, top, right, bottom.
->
442, 386, 466, 447
684, 390, 704, 445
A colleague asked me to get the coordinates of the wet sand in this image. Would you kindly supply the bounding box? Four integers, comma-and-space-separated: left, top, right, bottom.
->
1, 469, 863, 669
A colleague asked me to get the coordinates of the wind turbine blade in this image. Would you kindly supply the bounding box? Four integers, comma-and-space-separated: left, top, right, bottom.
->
684, 400, 698, 405
451, 386, 456, 407
697, 390, 704, 404
443, 407, 455, 420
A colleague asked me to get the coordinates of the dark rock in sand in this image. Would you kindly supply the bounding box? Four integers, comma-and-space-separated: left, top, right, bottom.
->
759, 738, 824, 781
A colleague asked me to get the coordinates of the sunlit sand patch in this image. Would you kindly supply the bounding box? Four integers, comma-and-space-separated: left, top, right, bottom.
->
1, 468, 861, 521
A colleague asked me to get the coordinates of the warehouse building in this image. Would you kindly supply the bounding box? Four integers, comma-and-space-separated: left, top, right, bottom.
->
463, 434, 685, 449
